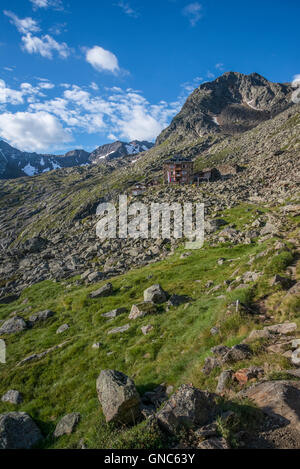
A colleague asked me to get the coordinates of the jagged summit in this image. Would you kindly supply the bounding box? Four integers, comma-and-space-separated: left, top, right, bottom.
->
156, 71, 294, 145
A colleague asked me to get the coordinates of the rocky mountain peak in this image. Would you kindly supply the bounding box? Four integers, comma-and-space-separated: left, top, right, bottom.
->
156, 72, 294, 145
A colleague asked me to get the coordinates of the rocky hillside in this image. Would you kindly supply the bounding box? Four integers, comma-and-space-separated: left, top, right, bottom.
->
0, 72, 299, 450
0, 139, 153, 180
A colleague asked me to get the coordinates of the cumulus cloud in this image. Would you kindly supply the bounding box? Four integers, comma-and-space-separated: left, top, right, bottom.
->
3, 10, 40, 34
0, 79, 24, 105
0, 111, 72, 152
22, 33, 70, 59
182, 2, 203, 27
86, 46, 120, 73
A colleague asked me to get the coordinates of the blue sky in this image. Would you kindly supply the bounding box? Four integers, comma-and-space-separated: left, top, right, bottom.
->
0, 0, 299, 154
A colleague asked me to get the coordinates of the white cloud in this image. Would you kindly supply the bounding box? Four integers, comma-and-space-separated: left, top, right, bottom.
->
0, 111, 72, 151
38, 81, 55, 89
0, 79, 24, 105
22, 33, 70, 59
4, 10, 40, 34
182, 2, 203, 27
29, 0, 64, 10
86, 46, 120, 73
117, 1, 139, 18
90, 82, 99, 91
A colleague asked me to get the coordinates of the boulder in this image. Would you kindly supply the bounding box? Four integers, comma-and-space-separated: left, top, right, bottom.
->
0, 412, 42, 449
156, 384, 218, 434
234, 367, 264, 385
102, 308, 127, 319
29, 310, 55, 324
56, 324, 70, 334
198, 437, 230, 449
242, 380, 300, 431
90, 283, 113, 298
107, 324, 130, 335
291, 348, 300, 367
141, 325, 154, 335
222, 344, 252, 363
129, 302, 157, 320
244, 328, 273, 343
202, 357, 221, 375
96, 370, 141, 425
143, 284, 169, 304
0, 316, 28, 335
216, 370, 233, 395
1, 390, 23, 405
264, 323, 297, 335
54, 413, 81, 438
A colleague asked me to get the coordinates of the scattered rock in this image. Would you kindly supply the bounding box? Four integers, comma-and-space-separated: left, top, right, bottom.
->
54, 413, 81, 438
198, 437, 230, 449
210, 327, 220, 336
92, 342, 102, 349
234, 367, 264, 386
143, 284, 169, 304
264, 323, 297, 335
56, 324, 70, 334
102, 308, 127, 318
141, 325, 154, 335
270, 275, 292, 289
216, 370, 233, 394
291, 348, 300, 367
202, 357, 221, 375
96, 370, 141, 425
1, 390, 23, 405
107, 324, 130, 335
0, 316, 28, 335
29, 309, 55, 324
0, 412, 43, 449
156, 384, 218, 434
222, 344, 253, 363
90, 283, 113, 298
129, 302, 157, 320
17, 340, 70, 366
244, 328, 273, 343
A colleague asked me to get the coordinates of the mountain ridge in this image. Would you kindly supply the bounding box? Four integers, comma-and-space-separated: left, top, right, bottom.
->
0, 139, 153, 180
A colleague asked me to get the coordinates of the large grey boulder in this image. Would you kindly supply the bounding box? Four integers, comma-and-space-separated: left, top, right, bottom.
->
1, 390, 23, 405
0, 412, 42, 449
242, 380, 300, 431
54, 413, 81, 438
90, 283, 113, 298
29, 310, 55, 324
156, 385, 218, 434
96, 370, 141, 425
143, 284, 169, 304
0, 316, 28, 335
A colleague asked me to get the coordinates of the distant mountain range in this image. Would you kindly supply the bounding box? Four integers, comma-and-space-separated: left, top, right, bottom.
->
0, 139, 154, 179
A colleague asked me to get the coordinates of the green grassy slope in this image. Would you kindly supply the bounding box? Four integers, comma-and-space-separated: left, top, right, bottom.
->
0, 203, 299, 449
